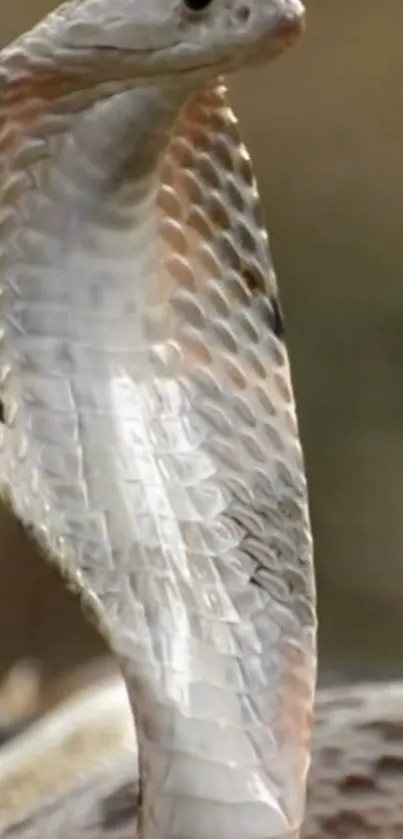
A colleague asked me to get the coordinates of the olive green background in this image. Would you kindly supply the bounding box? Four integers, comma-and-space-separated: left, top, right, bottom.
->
1, 0, 402, 685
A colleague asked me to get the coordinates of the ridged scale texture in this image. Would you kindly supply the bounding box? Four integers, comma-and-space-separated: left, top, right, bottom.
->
0, 41, 315, 839
305, 682, 403, 838
1, 679, 402, 839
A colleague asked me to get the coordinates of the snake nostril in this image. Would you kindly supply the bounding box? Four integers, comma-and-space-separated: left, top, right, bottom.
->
234, 4, 251, 25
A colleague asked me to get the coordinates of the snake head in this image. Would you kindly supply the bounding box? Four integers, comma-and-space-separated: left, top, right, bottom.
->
5, 0, 305, 89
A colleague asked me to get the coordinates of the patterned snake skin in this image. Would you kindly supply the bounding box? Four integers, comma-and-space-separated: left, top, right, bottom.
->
0, 2, 316, 838
1, 676, 402, 838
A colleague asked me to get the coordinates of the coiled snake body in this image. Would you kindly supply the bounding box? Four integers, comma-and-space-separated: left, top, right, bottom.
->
1, 670, 403, 838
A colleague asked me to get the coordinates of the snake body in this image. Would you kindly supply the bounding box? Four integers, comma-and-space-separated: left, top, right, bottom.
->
1, 672, 403, 838
0, 1, 316, 837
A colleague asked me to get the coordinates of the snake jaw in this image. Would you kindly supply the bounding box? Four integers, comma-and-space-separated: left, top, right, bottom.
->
1, 0, 306, 93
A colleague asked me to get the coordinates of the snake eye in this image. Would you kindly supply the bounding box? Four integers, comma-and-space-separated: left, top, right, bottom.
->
184, 0, 213, 10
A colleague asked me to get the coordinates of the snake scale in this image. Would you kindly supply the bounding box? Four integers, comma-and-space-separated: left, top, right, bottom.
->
1, 671, 403, 837
0, 0, 395, 837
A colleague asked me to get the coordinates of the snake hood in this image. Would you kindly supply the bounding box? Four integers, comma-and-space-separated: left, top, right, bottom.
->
0, 1, 315, 839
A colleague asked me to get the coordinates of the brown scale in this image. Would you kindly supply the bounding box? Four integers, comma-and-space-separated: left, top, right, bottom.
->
1, 677, 397, 839
156, 81, 288, 406
3, 685, 400, 839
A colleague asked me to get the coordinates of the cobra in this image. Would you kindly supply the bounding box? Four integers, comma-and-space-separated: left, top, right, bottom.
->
0, 2, 316, 838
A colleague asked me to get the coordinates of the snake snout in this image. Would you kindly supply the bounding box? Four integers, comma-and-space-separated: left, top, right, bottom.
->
273, 0, 306, 49
277, 11, 305, 47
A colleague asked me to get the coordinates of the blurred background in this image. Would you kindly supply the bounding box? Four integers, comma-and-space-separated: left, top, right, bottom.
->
0, 0, 403, 702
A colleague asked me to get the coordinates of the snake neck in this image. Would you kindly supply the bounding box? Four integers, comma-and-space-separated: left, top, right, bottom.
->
0, 69, 211, 600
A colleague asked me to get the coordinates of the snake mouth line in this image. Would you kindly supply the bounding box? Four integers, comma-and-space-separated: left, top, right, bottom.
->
69, 9, 306, 77
0, 6, 305, 109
